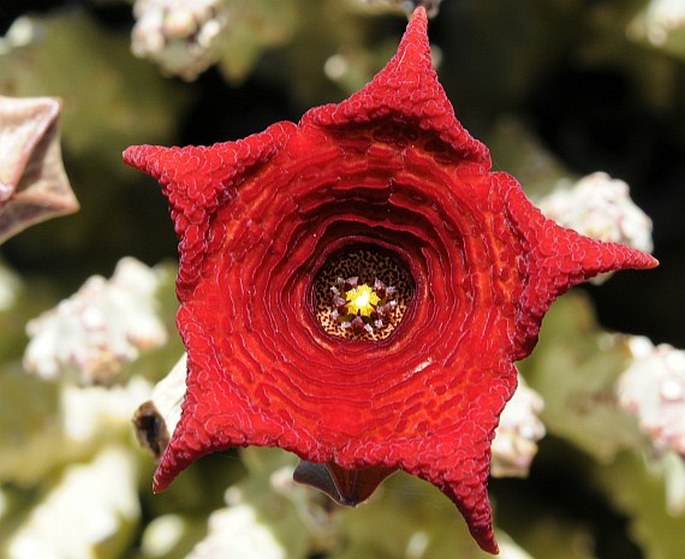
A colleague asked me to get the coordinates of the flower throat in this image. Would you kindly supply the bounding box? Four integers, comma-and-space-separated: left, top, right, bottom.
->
313, 247, 413, 341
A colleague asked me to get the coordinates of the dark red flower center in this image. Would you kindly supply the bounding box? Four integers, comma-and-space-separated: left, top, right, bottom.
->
312, 244, 413, 341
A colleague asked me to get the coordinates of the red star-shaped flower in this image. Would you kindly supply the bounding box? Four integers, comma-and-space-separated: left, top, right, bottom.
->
124, 8, 657, 554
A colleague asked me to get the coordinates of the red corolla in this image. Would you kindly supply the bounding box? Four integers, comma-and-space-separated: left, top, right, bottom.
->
124, 8, 656, 553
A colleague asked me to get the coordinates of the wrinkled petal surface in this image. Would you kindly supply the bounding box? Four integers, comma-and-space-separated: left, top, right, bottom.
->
123, 8, 657, 554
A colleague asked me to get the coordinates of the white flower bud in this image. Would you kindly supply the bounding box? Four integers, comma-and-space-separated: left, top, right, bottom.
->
0, 263, 19, 311
23, 257, 167, 385
628, 0, 685, 47
131, 0, 229, 80
61, 376, 152, 444
141, 515, 187, 558
6, 446, 139, 559
491, 376, 546, 478
617, 337, 685, 456
185, 505, 286, 559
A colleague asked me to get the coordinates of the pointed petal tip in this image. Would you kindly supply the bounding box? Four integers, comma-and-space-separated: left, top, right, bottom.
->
465, 513, 499, 554
151, 439, 188, 493
542, 221, 661, 281
151, 458, 173, 493
122, 144, 173, 179
570, 242, 659, 288
608, 243, 659, 272
397, 4, 430, 63
302, 0, 488, 165
474, 530, 499, 555
122, 144, 146, 167
409, 4, 429, 25
643, 253, 659, 269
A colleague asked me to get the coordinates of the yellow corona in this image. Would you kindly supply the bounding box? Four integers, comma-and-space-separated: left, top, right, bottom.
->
344, 284, 380, 317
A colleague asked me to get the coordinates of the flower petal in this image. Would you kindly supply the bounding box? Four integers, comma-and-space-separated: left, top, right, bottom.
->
124, 7, 657, 555
301, 6, 489, 167
498, 174, 658, 358
123, 122, 296, 296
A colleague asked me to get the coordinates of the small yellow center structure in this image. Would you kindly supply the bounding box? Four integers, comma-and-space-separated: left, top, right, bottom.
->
345, 284, 380, 317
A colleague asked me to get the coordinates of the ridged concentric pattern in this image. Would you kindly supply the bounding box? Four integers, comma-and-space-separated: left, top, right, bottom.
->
123, 8, 657, 555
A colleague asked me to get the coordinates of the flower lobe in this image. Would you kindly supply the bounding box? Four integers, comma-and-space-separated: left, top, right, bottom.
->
124, 7, 657, 556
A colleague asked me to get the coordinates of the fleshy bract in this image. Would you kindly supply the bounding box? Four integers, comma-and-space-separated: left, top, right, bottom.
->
123, 8, 657, 554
